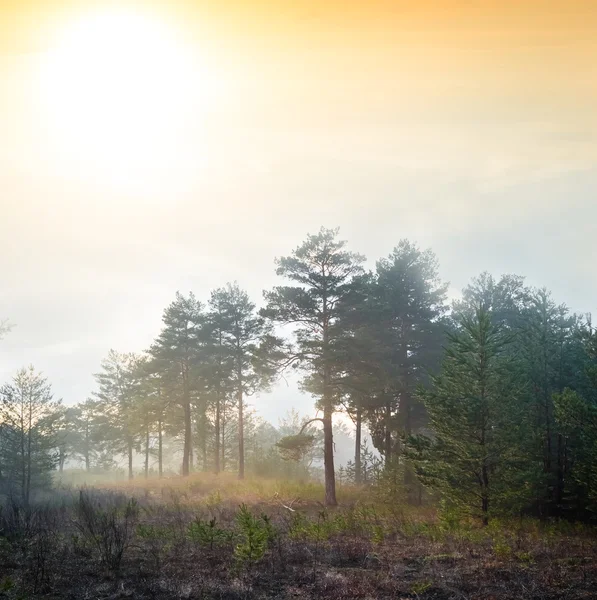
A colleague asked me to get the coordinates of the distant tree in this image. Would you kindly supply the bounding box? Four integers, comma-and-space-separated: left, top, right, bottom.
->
150, 292, 205, 476
65, 399, 104, 472
206, 291, 235, 473
0, 366, 61, 505
211, 283, 282, 479
93, 350, 142, 480
362, 242, 448, 467
409, 308, 526, 524
452, 272, 529, 331
263, 227, 365, 505
0, 318, 11, 340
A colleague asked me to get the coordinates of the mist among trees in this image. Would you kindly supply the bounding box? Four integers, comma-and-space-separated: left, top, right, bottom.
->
1, 227, 596, 523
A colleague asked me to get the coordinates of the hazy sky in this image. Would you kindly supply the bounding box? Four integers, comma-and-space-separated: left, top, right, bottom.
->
1, 1, 596, 422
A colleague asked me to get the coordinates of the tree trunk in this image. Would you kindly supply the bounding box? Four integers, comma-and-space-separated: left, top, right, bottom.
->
322, 293, 337, 506
200, 404, 208, 471
238, 384, 245, 479
384, 400, 392, 462
182, 395, 191, 476
144, 423, 150, 479
127, 436, 134, 480
215, 393, 221, 474
158, 417, 163, 478
85, 422, 90, 472
482, 462, 490, 526
323, 406, 337, 506
222, 410, 226, 472
181, 355, 191, 476
354, 399, 362, 484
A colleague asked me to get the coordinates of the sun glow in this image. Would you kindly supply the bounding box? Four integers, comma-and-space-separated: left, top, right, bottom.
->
37, 8, 212, 190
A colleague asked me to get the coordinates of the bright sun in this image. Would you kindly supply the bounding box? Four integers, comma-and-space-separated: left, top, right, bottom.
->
38, 8, 210, 190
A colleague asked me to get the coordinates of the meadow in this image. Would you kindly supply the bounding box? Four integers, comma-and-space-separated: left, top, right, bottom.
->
1, 473, 595, 599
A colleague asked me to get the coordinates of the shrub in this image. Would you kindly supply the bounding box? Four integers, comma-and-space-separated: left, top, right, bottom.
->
75, 490, 139, 573
188, 516, 231, 549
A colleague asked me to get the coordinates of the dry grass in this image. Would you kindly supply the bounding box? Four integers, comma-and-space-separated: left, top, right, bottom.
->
1, 473, 595, 599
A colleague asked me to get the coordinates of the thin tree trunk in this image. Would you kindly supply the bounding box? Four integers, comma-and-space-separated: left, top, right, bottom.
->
222, 410, 226, 472
201, 403, 208, 471
127, 436, 134, 480
158, 417, 163, 478
144, 422, 150, 479
215, 393, 221, 474
85, 421, 90, 472
384, 400, 392, 462
182, 395, 191, 476
354, 399, 362, 485
238, 384, 245, 479
25, 396, 33, 507
482, 462, 490, 526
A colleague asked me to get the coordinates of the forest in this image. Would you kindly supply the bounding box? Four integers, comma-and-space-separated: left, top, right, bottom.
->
1, 227, 596, 599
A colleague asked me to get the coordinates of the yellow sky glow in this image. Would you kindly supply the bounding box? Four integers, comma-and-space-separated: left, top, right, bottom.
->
35, 6, 215, 192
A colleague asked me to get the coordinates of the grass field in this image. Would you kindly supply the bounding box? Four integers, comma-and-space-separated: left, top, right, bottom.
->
1, 473, 596, 599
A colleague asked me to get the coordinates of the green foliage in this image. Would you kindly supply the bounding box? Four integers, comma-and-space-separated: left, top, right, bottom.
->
0, 367, 61, 504
234, 504, 273, 565
409, 307, 528, 523
275, 433, 315, 461
410, 581, 432, 596
188, 516, 231, 549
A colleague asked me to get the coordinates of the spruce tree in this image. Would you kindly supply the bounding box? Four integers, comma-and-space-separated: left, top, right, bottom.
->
410, 308, 525, 524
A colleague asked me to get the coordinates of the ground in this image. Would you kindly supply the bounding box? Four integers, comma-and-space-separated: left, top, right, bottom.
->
0, 473, 595, 599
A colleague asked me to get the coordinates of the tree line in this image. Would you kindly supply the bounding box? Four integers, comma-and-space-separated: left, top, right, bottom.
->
1, 227, 596, 523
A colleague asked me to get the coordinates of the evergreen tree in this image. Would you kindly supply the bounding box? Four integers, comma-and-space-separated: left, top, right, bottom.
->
150, 292, 205, 476
93, 350, 142, 479
409, 308, 526, 524
206, 289, 234, 473
368, 241, 448, 464
66, 399, 104, 472
0, 366, 61, 505
263, 227, 365, 505
211, 283, 282, 479
519, 289, 579, 516
554, 321, 597, 516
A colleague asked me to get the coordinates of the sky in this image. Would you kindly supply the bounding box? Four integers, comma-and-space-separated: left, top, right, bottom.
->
1, 0, 596, 423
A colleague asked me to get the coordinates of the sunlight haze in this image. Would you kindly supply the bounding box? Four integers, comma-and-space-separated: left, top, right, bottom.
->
1, 0, 596, 419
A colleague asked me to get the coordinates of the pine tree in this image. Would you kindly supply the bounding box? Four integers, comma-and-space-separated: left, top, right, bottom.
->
0, 366, 61, 505
93, 350, 141, 480
263, 227, 365, 505
368, 241, 448, 466
66, 399, 103, 472
150, 292, 205, 476
206, 289, 236, 474
409, 308, 525, 524
211, 283, 282, 479
554, 321, 597, 516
